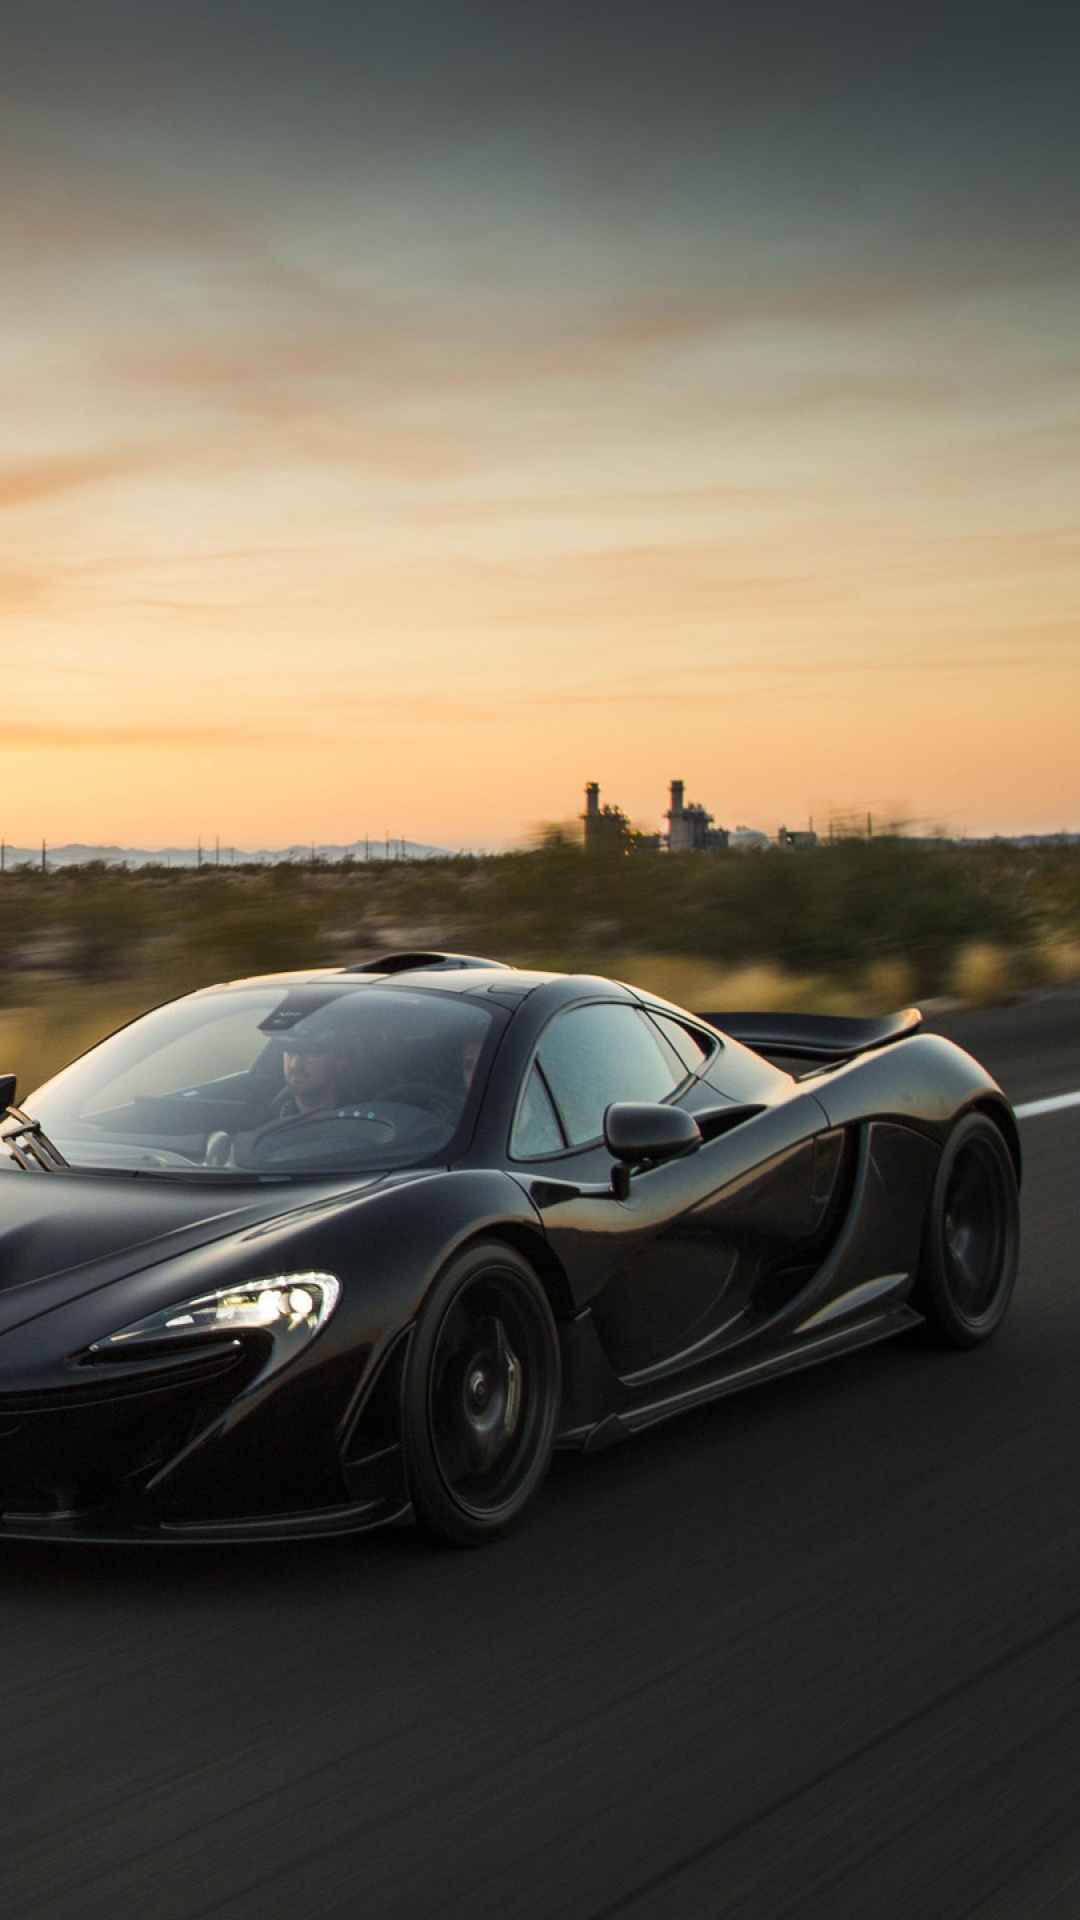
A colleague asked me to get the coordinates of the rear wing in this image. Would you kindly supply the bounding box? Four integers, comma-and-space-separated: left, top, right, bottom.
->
695, 1007, 923, 1063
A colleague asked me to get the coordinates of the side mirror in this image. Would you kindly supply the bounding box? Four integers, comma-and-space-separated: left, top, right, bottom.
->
0, 1074, 16, 1114
604, 1102, 701, 1198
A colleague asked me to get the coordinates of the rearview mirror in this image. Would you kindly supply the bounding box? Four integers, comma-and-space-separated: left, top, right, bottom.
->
604, 1103, 701, 1197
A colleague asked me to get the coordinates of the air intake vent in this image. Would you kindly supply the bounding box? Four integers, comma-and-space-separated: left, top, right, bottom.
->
345, 952, 510, 975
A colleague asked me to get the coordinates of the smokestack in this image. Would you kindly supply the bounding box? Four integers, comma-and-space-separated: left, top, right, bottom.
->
670, 780, 684, 813
585, 782, 600, 816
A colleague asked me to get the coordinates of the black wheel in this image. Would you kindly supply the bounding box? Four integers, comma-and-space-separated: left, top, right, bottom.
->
914, 1113, 1019, 1347
403, 1242, 561, 1546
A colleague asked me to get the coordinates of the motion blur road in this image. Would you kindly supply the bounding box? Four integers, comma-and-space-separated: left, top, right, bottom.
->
1, 990, 1079, 1919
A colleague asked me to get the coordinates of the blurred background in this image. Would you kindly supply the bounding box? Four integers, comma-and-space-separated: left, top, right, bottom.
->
2, 835, 1079, 1093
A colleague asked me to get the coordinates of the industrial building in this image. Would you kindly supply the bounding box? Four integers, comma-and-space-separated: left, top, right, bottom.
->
582, 782, 634, 853
664, 780, 729, 852
581, 780, 794, 853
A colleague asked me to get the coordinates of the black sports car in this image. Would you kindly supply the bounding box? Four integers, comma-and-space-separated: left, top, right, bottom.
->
0, 952, 1019, 1546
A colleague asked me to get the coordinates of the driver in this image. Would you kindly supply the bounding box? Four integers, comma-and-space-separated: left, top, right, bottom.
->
280, 1040, 341, 1117
201, 1002, 364, 1164
265, 1007, 361, 1121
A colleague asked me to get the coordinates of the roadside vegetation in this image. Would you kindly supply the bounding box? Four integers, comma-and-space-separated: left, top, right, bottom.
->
1, 838, 1078, 1093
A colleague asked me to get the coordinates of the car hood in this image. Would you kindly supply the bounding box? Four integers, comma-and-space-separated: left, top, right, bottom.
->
0, 1165, 389, 1332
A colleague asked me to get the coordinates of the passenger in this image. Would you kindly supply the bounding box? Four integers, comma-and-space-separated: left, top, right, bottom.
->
461, 1037, 483, 1092
368, 1031, 483, 1125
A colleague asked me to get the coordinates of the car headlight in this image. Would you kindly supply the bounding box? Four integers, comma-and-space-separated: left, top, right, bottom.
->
89, 1273, 341, 1364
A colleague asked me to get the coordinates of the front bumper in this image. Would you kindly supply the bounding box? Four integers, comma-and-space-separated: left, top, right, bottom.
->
0, 1323, 414, 1545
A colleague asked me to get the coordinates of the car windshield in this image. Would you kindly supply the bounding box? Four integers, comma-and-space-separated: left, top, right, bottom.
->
26, 983, 503, 1177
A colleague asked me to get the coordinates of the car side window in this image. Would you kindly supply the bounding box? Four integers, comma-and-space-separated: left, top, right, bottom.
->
533, 1004, 683, 1149
510, 1063, 566, 1158
647, 1012, 718, 1077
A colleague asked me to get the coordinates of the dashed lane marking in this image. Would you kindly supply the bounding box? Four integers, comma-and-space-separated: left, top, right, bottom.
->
1015, 1089, 1080, 1121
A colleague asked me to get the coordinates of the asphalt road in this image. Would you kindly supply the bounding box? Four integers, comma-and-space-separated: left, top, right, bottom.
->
1, 989, 1079, 1919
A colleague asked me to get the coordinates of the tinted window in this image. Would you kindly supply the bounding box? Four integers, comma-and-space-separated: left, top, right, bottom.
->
535, 1004, 682, 1148
648, 1012, 717, 1076
28, 985, 501, 1177
510, 1064, 565, 1158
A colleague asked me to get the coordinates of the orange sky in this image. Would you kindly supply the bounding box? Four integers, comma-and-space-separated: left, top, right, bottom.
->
2, 2, 1078, 848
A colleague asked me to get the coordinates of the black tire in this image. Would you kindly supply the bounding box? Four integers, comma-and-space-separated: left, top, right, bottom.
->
914, 1113, 1019, 1348
402, 1242, 561, 1546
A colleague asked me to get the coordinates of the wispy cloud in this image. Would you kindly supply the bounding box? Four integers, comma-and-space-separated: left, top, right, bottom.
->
1, 722, 292, 750
0, 455, 147, 511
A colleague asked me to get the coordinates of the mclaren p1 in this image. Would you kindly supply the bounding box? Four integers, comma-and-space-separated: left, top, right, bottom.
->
0, 953, 1020, 1546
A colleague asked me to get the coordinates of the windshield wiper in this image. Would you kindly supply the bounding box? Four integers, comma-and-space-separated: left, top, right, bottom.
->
0, 1102, 69, 1172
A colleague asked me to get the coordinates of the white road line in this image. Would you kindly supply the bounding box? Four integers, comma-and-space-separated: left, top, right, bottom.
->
1015, 1089, 1080, 1121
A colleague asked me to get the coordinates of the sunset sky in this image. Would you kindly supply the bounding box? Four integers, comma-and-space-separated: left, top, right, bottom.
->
2, 0, 1078, 848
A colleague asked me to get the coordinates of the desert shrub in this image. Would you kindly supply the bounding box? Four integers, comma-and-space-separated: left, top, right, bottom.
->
0, 841, 1070, 1027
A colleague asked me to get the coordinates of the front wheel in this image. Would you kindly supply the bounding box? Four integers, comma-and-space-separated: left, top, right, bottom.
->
402, 1242, 561, 1545
914, 1113, 1019, 1347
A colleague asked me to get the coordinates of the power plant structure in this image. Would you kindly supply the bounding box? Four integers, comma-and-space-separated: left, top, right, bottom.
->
581, 780, 813, 853
664, 780, 729, 852
583, 779, 733, 853
582, 782, 636, 853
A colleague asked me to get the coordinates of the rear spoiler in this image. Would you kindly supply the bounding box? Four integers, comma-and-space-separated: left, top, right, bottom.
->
695, 1007, 923, 1062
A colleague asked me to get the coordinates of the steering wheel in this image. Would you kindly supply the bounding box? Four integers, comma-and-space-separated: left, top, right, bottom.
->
203, 1129, 236, 1168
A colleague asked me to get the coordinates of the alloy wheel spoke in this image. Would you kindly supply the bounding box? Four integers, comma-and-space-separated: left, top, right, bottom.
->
427, 1274, 550, 1515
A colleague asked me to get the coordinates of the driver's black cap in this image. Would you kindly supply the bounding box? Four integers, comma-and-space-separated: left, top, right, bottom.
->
263, 1006, 357, 1054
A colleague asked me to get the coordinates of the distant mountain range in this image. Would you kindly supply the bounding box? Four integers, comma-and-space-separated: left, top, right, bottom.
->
0, 838, 450, 870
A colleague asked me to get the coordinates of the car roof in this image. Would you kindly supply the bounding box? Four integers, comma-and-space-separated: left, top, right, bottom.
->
195, 960, 682, 1024
207, 958, 559, 1002
198, 953, 734, 1029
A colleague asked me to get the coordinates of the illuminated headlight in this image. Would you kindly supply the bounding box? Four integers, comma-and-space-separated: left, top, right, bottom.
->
89, 1273, 341, 1361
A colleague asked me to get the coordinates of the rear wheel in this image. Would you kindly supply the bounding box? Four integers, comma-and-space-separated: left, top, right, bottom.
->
403, 1243, 560, 1545
914, 1114, 1019, 1347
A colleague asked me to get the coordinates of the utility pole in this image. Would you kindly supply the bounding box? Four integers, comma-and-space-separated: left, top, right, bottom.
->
215, 834, 220, 867
197, 835, 202, 869
41, 839, 46, 873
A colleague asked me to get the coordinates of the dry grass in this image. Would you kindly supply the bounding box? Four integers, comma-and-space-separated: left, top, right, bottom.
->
0, 983, 152, 1099
611, 954, 789, 1010
1033, 935, 1080, 985
615, 953, 927, 1016
950, 942, 1016, 1009
858, 957, 919, 1012
606, 953, 855, 1015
